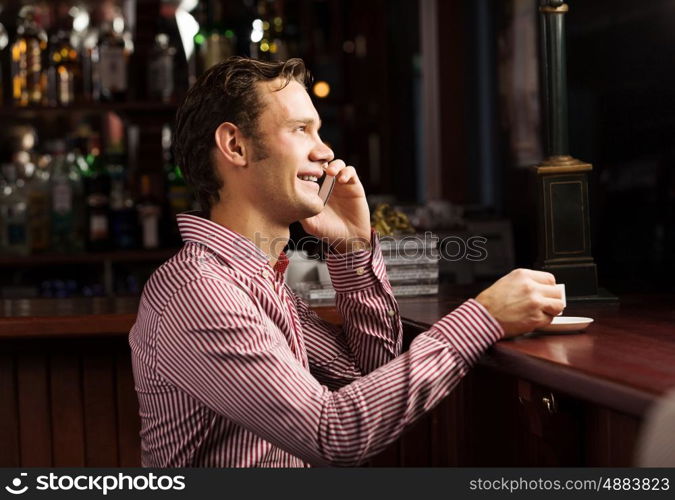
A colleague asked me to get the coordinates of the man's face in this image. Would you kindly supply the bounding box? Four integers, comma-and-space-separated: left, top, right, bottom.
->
242, 79, 334, 224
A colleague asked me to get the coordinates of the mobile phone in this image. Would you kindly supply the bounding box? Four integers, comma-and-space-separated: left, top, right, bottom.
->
318, 173, 335, 205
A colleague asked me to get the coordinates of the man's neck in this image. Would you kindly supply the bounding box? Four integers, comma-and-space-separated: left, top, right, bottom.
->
209, 202, 289, 267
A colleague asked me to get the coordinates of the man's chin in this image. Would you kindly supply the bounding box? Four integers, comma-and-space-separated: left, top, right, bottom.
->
302, 203, 323, 219
293, 198, 323, 220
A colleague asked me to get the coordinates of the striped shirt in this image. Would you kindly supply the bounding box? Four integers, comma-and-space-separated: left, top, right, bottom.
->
129, 212, 503, 467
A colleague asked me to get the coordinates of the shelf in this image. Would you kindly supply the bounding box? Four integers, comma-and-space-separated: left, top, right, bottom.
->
0, 248, 179, 267
0, 101, 179, 118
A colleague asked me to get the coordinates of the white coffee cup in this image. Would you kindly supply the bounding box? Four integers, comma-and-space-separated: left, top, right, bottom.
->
556, 283, 566, 315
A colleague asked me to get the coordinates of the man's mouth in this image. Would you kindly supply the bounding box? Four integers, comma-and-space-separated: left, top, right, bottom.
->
297, 175, 319, 182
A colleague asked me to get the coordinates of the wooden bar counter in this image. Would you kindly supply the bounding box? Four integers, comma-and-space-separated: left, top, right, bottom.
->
0, 293, 673, 467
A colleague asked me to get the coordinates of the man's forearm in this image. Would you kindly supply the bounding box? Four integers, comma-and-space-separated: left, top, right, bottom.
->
328, 231, 402, 373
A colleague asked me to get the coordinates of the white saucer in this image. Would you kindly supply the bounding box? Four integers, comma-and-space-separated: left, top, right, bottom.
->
537, 316, 594, 333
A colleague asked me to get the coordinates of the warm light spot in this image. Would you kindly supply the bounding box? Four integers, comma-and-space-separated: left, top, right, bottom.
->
113, 17, 124, 34
72, 10, 89, 32
269, 42, 277, 53
260, 41, 270, 52
251, 19, 263, 43
313, 81, 330, 98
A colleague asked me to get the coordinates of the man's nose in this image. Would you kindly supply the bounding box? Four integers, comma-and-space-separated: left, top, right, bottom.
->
311, 141, 334, 164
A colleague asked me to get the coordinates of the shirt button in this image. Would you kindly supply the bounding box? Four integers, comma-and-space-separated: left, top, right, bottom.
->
387, 309, 396, 317
355, 266, 365, 276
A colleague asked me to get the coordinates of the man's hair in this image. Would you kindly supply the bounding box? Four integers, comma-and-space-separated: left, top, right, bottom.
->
173, 57, 312, 213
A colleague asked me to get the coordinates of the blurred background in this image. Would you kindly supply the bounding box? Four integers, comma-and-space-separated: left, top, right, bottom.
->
0, 0, 672, 300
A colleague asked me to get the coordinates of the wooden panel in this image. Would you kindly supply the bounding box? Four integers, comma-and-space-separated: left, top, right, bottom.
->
0, 297, 139, 338
1, 314, 137, 339
585, 407, 640, 466
430, 379, 466, 466
462, 367, 519, 466
0, 352, 20, 466
367, 441, 400, 467
116, 351, 141, 467
399, 413, 431, 466
605, 412, 640, 466
515, 380, 584, 466
16, 352, 52, 466
50, 350, 86, 466
82, 347, 119, 466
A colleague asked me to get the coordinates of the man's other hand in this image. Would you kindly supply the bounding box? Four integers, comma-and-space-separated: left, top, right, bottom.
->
475, 268, 565, 338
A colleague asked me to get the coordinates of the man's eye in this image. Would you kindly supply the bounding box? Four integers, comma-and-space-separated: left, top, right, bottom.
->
296, 126, 307, 132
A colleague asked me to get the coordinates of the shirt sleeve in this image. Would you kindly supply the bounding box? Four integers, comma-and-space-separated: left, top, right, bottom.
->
326, 230, 403, 371
157, 276, 504, 467
291, 294, 364, 391
293, 232, 402, 390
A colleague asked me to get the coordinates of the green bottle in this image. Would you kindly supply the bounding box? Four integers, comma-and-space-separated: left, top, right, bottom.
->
50, 141, 81, 252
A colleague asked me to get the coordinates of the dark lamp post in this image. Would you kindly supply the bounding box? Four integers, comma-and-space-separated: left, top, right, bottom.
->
535, 0, 611, 300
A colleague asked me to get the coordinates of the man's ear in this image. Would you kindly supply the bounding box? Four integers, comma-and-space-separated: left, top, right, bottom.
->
214, 122, 247, 167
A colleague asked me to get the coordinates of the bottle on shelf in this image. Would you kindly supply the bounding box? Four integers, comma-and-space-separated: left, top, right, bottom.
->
45, 18, 79, 106
80, 5, 102, 101
0, 163, 30, 255
84, 136, 111, 251
4, 126, 42, 254
96, 7, 133, 102
251, 0, 288, 61
161, 125, 192, 245
137, 174, 161, 250
48, 141, 71, 252
66, 147, 87, 252
49, 140, 85, 253
147, 31, 176, 102
67, 2, 90, 95
191, 1, 208, 78
10, 4, 48, 106
27, 151, 51, 254
164, 162, 191, 243
194, 0, 234, 74
40, 279, 80, 298
107, 151, 137, 249
0, 14, 8, 102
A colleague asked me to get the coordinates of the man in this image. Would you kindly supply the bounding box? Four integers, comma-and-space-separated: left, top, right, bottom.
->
129, 57, 564, 467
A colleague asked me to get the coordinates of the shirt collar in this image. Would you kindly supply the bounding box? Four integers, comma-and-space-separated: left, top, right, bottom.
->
177, 211, 284, 278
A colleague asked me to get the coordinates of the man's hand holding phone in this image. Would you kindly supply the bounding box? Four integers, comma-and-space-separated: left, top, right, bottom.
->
300, 159, 372, 254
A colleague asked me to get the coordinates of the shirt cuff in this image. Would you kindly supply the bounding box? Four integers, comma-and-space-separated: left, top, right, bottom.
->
327, 231, 385, 293
428, 299, 504, 366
